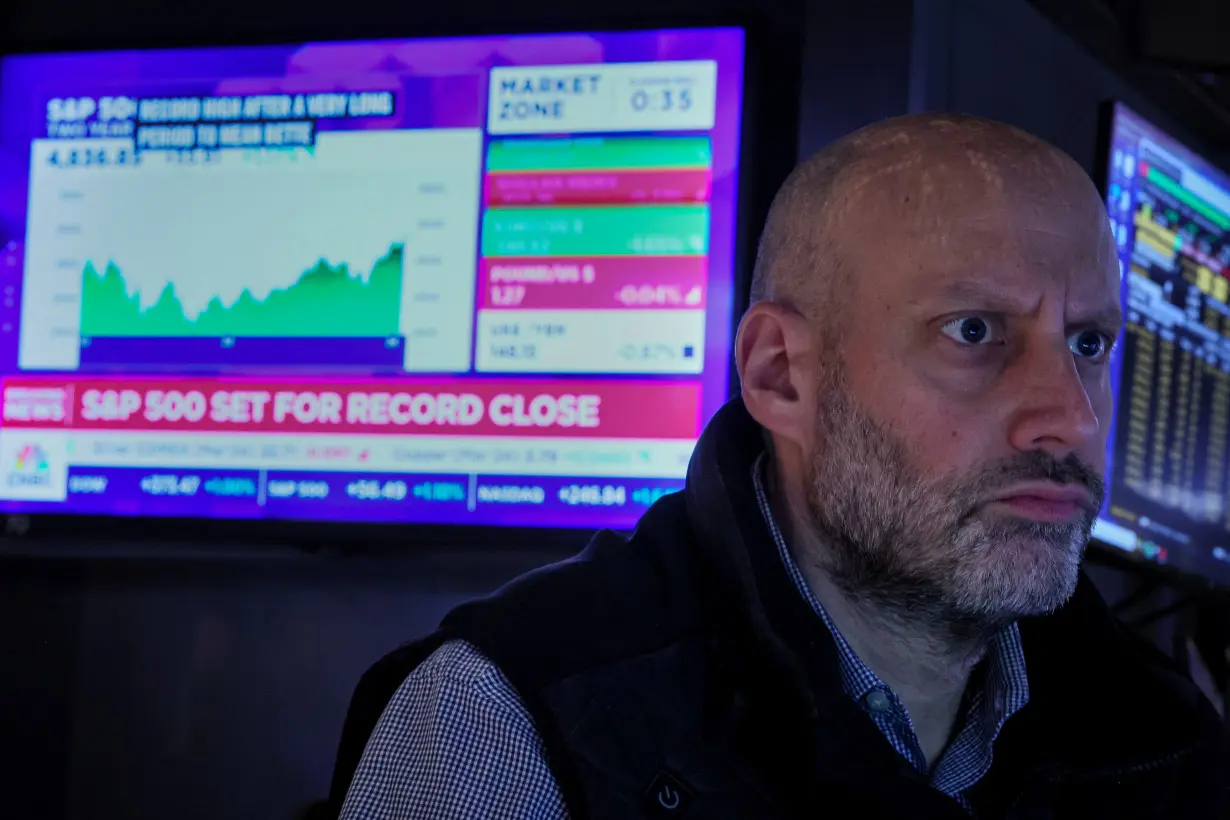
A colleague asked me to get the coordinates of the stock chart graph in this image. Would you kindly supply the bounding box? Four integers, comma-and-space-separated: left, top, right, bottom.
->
80, 244, 404, 338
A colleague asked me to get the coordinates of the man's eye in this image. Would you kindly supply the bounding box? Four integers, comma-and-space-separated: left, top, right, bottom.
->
1070, 329, 1113, 361
939, 316, 997, 345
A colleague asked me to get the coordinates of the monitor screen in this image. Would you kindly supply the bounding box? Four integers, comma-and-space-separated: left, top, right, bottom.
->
0, 28, 746, 530
1093, 102, 1230, 584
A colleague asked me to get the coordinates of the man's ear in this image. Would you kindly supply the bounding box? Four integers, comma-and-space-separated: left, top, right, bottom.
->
735, 302, 818, 447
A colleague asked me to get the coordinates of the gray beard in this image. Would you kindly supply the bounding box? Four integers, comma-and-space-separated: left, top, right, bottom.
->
802, 364, 1103, 637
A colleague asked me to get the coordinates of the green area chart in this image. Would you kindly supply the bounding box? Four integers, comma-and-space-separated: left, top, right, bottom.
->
79, 245, 404, 338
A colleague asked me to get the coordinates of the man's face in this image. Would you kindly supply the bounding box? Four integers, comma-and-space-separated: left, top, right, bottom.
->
802, 158, 1120, 624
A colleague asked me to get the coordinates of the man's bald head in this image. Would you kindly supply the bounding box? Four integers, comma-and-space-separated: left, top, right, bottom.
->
738, 112, 1120, 630
748, 113, 1098, 322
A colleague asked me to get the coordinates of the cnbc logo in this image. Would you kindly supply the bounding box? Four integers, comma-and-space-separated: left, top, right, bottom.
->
8, 443, 51, 487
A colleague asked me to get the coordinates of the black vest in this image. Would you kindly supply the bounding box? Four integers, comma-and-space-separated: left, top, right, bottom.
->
328, 400, 1227, 819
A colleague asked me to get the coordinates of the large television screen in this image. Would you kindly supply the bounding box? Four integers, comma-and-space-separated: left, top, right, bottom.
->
0, 28, 746, 531
1093, 102, 1230, 585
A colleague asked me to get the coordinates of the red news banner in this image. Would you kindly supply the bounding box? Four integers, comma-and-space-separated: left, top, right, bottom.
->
0, 378, 702, 439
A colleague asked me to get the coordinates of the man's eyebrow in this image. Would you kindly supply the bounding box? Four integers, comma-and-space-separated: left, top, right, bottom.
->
906, 280, 1034, 312
1075, 304, 1124, 332
908, 279, 1123, 329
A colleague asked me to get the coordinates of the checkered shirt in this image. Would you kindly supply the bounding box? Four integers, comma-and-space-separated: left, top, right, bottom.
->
340, 459, 1030, 818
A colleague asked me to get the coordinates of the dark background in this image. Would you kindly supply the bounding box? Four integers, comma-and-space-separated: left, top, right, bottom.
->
0, 0, 1227, 817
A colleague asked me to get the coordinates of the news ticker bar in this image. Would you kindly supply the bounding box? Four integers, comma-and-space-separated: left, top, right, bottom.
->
3, 464, 684, 527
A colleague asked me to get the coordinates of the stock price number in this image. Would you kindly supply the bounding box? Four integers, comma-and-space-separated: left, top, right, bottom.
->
557, 484, 627, 507
631, 486, 674, 507
204, 476, 257, 498
412, 482, 467, 503
139, 473, 201, 497
47, 145, 139, 168
346, 479, 408, 501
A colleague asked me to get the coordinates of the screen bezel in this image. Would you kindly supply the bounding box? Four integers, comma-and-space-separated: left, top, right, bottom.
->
0, 18, 802, 555
1088, 98, 1230, 593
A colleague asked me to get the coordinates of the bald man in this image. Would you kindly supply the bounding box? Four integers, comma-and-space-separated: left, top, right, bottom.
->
333, 115, 1227, 819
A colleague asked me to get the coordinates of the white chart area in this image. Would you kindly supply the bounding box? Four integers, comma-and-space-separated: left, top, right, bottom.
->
20, 129, 483, 371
